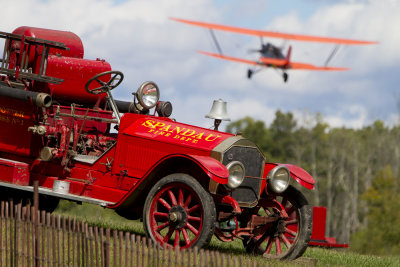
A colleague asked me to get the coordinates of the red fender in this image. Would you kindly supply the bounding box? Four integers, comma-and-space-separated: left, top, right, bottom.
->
141, 153, 229, 184
264, 163, 315, 190
186, 154, 229, 184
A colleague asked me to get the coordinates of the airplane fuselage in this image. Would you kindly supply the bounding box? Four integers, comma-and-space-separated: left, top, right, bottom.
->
260, 43, 285, 59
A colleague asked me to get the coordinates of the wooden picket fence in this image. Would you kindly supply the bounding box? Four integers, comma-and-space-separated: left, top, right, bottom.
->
0, 199, 275, 267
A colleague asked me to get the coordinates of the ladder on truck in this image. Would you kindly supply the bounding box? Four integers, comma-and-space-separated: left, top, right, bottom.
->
0, 31, 68, 85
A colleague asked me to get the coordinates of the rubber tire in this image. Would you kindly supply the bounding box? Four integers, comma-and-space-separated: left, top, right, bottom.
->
143, 173, 216, 249
244, 185, 312, 260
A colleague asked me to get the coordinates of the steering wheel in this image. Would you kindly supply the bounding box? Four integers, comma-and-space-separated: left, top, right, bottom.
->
85, 70, 124, 95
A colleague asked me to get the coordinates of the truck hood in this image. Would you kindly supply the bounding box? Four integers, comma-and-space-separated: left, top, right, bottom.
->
121, 115, 234, 153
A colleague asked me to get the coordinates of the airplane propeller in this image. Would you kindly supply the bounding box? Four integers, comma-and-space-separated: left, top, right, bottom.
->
247, 48, 262, 53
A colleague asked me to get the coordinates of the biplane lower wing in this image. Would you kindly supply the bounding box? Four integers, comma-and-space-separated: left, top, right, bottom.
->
260, 57, 349, 71
197, 51, 260, 66
198, 51, 349, 71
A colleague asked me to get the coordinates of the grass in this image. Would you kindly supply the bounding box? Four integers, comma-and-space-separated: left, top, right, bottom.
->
53, 201, 400, 267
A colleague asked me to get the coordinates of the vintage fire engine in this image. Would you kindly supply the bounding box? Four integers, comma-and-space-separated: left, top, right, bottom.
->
0, 26, 316, 260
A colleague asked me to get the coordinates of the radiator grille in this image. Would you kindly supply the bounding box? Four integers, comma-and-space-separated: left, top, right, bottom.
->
222, 146, 264, 206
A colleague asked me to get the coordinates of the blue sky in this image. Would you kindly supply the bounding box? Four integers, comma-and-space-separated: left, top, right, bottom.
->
2, 0, 399, 129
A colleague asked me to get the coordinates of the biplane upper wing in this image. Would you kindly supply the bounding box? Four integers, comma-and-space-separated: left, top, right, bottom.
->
198, 51, 349, 71
171, 17, 378, 45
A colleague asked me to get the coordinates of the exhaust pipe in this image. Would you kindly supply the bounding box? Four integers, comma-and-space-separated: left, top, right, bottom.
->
114, 100, 136, 113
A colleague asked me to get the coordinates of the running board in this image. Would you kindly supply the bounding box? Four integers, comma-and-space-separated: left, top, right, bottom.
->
0, 181, 114, 207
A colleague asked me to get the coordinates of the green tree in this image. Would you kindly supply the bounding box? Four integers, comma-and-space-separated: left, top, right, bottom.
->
269, 110, 297, 162
351, 166, 400, 255
225, 116, 272, 158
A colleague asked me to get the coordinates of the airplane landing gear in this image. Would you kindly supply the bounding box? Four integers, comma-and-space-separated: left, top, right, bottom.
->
247, 69, 253, 79
283, 72, 288, 83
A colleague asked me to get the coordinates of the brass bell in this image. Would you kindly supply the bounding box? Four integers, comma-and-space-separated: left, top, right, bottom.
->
205, 99, 230, 130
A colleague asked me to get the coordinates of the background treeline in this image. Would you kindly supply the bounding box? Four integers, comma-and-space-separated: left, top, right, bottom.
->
226, 111, 400, 256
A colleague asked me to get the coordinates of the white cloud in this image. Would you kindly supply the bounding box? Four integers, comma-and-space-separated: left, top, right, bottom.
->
324, 104, 369, 128
1, 0, 398, 130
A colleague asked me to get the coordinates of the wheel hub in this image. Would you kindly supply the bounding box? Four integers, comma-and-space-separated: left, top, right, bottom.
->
168, 205, 187, 229
276, 220, 286, 235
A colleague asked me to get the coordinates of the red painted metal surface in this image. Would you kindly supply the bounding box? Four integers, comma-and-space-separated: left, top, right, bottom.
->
125, 116, 232, 150
0, 97, 38, 157
113, 114, 232, 180
309, 206, 349, 248
12, 26, 84, 59
180, 154, 229, 183
42, 56, 111, 105
283, 164, 315, 189
0, 158, 29, 185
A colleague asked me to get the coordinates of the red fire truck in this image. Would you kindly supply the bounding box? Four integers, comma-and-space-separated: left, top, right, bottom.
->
0, 26, 317, 260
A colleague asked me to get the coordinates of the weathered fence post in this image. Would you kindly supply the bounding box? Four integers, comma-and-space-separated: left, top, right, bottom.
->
141, 236, 147, 267
124, 232, 129, 267
130, 234, 136, 267
33, 180, 39, 267
136, 235, 140, 267
0, 201, 3, 267
104, 228, 111, 267
14, 203, 22, 267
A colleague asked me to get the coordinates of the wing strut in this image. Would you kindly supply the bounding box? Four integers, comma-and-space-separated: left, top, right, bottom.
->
209, 29, 223, 55
324, 45, 340, 67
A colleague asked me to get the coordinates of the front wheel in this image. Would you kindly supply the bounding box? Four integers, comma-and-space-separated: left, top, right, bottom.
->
243, 185, 312, 260
143, 173, 216, 249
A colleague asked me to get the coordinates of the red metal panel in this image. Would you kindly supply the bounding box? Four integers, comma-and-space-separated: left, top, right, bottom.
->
309, 206, 349, 248
113, 114, 233, 180
0, 97, 39, 157
35, 175, 125, 203
0, 158, 29, 185
122, 115, 233, 151
40, 56, 111, 105
311, 206, 327, 240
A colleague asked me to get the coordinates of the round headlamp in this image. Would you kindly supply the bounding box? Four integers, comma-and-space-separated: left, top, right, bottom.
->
226, 161, 245, 189
267, 165, 290, 193
136, 81, 160, 110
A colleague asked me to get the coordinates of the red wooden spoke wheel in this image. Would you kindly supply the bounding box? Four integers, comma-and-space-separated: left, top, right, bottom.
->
243, 185, 312, 260
143, 174, 216, 249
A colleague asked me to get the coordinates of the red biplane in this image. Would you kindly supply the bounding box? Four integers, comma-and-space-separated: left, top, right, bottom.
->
170, 17, 377, 82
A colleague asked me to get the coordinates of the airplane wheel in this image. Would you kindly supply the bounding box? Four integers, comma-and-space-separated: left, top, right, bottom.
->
247, 69, 253, 79
283, 73, 288, 82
